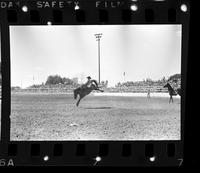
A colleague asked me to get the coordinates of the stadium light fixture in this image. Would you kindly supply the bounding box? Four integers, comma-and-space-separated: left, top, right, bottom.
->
94, 33, 103, 84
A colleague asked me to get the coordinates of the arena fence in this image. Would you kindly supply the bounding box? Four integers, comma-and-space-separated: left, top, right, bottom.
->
11, 85, 169, 94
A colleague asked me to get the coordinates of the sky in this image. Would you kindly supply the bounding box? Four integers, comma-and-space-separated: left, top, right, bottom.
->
10, 25, 182, 88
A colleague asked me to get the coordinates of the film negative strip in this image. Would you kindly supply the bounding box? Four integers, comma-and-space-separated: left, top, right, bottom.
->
0, 0, 190, 167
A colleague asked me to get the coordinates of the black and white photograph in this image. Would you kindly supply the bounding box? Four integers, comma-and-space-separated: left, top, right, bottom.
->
10, 25, 181, 141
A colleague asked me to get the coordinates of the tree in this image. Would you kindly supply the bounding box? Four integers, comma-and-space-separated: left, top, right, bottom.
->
105, 80, 108, 87
72, 77, 78, 84
63, 77, 74, 85
45, 75, 63, 85
168, 74, 181, 82
100, 80, 108, 88
45, 75, 79, 86
161, 76, 167, 83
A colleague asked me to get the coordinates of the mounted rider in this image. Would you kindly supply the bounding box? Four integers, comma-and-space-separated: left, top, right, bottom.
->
81, 76, 98, 89
74, 76, 103, 106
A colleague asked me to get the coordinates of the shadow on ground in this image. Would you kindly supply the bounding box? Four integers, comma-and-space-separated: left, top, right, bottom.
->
84, 106, 112, 109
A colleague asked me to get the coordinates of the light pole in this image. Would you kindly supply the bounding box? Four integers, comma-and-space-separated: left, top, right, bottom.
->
94, 33, 102, 84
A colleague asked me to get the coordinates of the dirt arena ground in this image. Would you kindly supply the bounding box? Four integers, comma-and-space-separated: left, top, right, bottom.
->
10, 93, 180, 141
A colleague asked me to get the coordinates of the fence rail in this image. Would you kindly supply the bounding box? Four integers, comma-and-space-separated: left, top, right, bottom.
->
11, 85, 169, 93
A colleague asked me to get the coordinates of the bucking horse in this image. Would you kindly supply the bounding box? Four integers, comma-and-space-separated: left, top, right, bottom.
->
164, 82, 181, 103
73, 80, 104, 106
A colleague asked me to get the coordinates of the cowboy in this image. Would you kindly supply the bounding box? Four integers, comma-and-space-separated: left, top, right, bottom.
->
81, 76, 94, 89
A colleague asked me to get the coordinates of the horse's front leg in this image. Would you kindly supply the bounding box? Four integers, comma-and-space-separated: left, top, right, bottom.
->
76, 97, 82, 107
95, 88, 104, 92
169, 95, 173, 103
